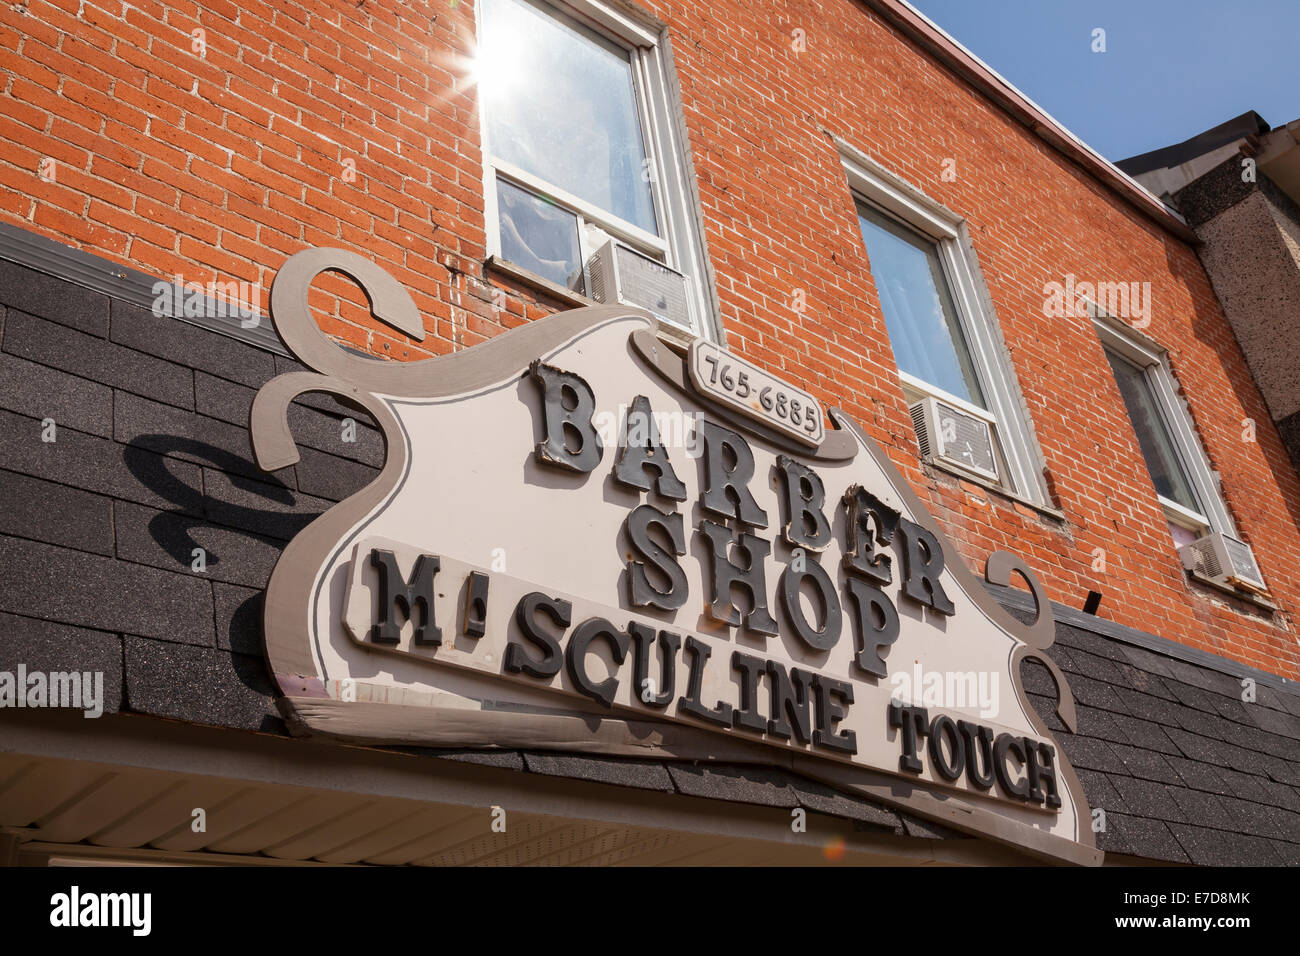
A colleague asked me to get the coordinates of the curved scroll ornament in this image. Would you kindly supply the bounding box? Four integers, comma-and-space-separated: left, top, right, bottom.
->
249, 249, 645, 679
985, 551, 1078, 733
250, 248, 1099, 866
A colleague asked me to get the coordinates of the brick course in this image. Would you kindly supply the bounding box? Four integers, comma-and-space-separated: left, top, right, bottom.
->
1, 0, 1298, 676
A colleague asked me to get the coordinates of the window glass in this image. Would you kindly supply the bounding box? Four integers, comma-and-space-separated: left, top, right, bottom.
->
480, 0, 658, 234
1104, 348, 1203, 515
496, 178, 585, 292
1169, 521, 1201, 548
856, 202, 985, 407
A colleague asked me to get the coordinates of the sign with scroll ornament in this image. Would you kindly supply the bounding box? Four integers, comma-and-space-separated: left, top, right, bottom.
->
250, 248, 1099, 865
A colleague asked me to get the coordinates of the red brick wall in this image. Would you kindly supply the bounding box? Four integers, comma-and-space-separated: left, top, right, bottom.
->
3, 0, 1298, 676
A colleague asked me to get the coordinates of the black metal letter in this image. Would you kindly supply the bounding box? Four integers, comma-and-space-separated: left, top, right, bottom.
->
629, 621, 679, 710
369, 549, 440, 646
897, 516, 956, 615
730, 651, 769, 734
699, 420, 768, 527
778, 558, 842, 652
958, 720, 996, 791
462, 571, 489, 639
1024, 739, 1063, 808
566, 617, 630, 708
844, 576, 900, 678
504, 592, 570, 679
678, 635, 734, 727
993, 733, 1032, 800
927, 714, 966, 781
812, 674, 857, 754
614, 395, 687, 500
766, 660, 814, 744
626, 504, 689, 611
842, 485, 900, 586
888, 701, 930, 774
698, 519, 779, 635
529, 359, 603, 473
774, 455, 832, 550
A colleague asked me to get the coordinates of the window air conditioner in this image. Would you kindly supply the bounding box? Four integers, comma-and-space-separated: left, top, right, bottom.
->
909, 395, 999, 482
1179, 532, 1267, 593
586, 239, 692, 331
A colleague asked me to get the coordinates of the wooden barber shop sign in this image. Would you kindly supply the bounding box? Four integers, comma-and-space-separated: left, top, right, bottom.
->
250, 248, 1099, 865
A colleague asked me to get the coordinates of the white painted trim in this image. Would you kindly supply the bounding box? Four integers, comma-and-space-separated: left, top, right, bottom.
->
476, 0, 502, 286
1160, 495, 1211, 533
838, 141, 959, 240
562, 0, 661, 47
1090, 307, 1164, 365
638, 36, 720, 340
839, 143, 1050, 504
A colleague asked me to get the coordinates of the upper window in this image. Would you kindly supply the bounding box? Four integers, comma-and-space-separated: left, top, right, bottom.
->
840, 145, 1050, 506
857, 202, 986, 408
475, 0, 715, 337
1094, 314, 1235, 548
1104, 348, 1203, 520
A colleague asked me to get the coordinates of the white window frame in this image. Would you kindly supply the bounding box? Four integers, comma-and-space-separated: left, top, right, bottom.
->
1091, 310, 1237, 538
474, 0, 718, 339
838, 141, 1051, 506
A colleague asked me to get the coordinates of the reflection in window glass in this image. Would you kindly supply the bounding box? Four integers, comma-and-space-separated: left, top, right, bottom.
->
857, 203, 986, 407
1104, 348, 1202, 516
480, 0, 658, 234
497, 178, 585, 293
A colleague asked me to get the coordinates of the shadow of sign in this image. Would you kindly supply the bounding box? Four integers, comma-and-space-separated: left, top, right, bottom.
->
121, 434, 325, 722
122, 433, 316, 572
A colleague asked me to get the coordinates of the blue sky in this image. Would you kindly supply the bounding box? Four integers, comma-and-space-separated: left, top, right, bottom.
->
908, 0, 1300, 161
